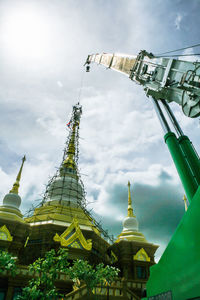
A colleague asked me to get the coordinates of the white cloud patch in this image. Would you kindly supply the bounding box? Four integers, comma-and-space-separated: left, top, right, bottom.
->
57, 81, 63, 88
175, 13, 183, 30
0, 167, 12, 198
179, 48, 200, 62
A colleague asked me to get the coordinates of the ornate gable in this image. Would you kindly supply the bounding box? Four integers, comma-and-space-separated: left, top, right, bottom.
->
133, 248, 150, 262
53, 218, 92, 251
0, 225, 13, 242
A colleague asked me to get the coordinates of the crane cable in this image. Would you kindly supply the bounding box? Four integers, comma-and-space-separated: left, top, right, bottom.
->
77, 68, 85, 103
155, 42, 200, 56
155, 53, 200, 58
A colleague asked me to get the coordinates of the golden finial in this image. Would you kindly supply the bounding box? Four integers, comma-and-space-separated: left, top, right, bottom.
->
127, 181, 135, 217
9, 155, 26, 194
183, 194, 188, 212
63, 124, 77, 170
63, 105, 82, 171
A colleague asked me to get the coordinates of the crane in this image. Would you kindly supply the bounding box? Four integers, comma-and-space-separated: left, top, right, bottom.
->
85, 50, 200, 118
85, 50, 200, 300
85, 50, 200, 202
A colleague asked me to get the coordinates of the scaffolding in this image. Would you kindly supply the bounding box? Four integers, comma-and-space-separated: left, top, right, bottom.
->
24, 103, 114, 244
40, 103, 86, 207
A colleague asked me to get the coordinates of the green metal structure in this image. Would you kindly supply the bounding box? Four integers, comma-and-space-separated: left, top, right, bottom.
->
146, 186, 200, 300
164, 131, 197, 202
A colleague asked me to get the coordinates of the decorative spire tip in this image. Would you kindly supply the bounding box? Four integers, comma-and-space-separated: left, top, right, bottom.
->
127, 181, 135, 218
183, 194, 188, 212
9, 155, 26, 195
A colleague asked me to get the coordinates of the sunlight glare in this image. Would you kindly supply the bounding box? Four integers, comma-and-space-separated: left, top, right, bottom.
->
1, 5, 54, 63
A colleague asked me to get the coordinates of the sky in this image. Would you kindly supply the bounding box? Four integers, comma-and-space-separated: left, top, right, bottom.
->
0, 0, 200, 261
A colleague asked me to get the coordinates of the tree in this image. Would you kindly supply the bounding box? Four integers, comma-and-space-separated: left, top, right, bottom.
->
68, 259, 119, 297
0, 250, 17, 276
18, 249, 119, 299
17, 248, 69, 300
95, 263, 119, 286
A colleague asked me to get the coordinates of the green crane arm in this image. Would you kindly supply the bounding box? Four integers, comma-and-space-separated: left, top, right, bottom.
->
85, 51, 200, 118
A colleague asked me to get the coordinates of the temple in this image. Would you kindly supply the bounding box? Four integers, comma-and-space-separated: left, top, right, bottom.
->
110, 181, 158, 285
0, 104, 158, 300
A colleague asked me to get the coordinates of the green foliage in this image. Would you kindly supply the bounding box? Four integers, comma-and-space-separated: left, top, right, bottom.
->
18, 248, 119, 299
17, 248, 69, 300
68, 259, 119, 290
68, 259, 97, 289
95, 263, 119, 285
0, 250, 16, 276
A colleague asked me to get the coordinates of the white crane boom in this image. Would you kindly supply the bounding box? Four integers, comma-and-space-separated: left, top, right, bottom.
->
85, 50, 200, 118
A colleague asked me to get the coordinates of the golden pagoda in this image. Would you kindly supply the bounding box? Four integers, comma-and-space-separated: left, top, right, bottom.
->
25, 105, 91, 227
0, 155, 26, 223
23, 104, 111, 266
0, 155, 29, 259
109, 181, 158, 292
116, 181, 147, 243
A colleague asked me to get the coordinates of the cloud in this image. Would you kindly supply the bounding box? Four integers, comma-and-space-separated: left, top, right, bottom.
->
57, 81, 63, 88
175, 13, 183, 30
89, 171, 185, 262
179, 48, 200, 62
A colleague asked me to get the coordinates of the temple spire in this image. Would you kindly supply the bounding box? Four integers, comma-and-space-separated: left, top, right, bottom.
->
115, 181, 147, 243
127, 181, 135, 217
63, 124, 77, 170
9, 155, 26, 195
25, 103, 86, 220
62, 104, 82, 172
183, 194, 188, 212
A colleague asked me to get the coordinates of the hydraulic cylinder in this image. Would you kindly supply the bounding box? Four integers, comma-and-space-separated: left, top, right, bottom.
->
164, 132, 198, 203
178, 135, 200, 186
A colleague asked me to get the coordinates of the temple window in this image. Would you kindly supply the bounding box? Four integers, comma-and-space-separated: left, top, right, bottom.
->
136, 266, 147, 279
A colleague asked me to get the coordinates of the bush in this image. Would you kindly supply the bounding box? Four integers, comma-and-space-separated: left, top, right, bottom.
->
0, 250, 17, 276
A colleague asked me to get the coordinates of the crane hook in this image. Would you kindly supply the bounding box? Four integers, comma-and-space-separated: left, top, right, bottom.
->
86, 65, 90, 72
